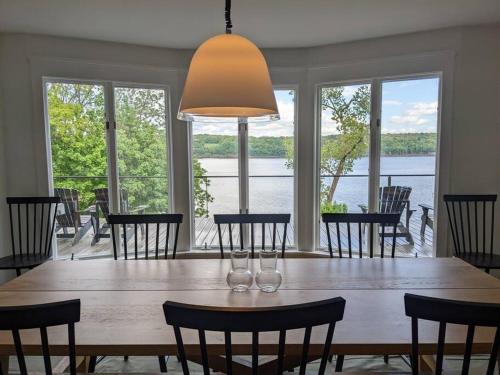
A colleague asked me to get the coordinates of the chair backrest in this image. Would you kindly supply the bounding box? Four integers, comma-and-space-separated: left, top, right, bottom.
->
108, 214, 183, 259
379, 186, 412, 214
163, 297, 346, 375
404, 293, 500, 375
213, 214, 291, 259
7, 197, 61, 258
443, 194, 496, 256
94, 188, 129, 220
322, 213, 400, 258
0, 299, 81, 375
54, 188, 81, 228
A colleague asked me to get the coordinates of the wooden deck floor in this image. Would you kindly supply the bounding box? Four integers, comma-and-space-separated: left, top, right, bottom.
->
57, 212, 433, 259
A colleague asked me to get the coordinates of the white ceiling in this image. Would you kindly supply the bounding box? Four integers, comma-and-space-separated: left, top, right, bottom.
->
1, 0, 500, 49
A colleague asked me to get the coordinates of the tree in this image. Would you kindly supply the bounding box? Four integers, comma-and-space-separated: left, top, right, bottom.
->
48, 83, 212, 216
192, 159, 213, 217
286, 86, 370, 212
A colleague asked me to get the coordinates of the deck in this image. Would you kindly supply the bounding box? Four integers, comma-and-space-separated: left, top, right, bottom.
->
56, 211, 433, 259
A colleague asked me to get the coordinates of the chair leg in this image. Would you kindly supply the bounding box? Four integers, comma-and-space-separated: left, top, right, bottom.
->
15, 269, 21, 277
88, 356, 97, 373
158, 355, 168, 372
384, 355, 389, 364
335, 355, 344, 372
124, 355, 129, 361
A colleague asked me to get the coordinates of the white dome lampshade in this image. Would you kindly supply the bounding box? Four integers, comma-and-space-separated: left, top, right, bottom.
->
178, 33, 280, 122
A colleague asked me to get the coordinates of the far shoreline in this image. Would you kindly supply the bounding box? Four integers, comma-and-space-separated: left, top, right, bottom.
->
196, 154, 436, 159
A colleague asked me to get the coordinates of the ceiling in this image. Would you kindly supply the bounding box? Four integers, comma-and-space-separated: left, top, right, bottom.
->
1, 0, 500, 49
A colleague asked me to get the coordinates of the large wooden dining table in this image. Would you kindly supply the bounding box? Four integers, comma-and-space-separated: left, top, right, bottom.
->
0, 257, 499, 372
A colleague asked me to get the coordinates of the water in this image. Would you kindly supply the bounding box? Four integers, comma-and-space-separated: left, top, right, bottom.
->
197, 156, 436, 216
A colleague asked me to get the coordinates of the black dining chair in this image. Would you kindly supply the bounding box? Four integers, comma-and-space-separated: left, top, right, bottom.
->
322, 213, 400, 259
163, 297, 346, 375
404, 293, 500, 375
109, 213, 183, 260
0, 299, 80, 375
444, 194, 500, 273
213, 213, 291, 258
0, 197, 61, 276
322, 212, 400, 370
88, 213, 183, 373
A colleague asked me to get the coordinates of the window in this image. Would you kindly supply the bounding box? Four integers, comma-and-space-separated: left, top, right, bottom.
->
192, 89, 297, 249
45, 80, 171, 259
318, 76, 440, 256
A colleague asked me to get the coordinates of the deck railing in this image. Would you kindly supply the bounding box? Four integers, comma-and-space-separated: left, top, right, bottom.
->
53, 173, 435, 251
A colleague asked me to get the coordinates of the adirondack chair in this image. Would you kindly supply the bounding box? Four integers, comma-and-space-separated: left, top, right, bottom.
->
92, 188, 147, 245
359, 185, 415, 244
54, 188, 96, 246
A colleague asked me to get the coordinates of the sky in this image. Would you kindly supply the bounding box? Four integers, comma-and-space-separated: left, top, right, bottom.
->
193, 77, 439, 137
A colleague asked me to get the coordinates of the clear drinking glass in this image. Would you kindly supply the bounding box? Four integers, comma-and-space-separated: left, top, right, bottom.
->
226, 250, 253, 292
255, 250, 282, 292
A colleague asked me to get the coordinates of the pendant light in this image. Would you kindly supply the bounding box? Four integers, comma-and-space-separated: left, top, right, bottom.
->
177, 0, 279, 122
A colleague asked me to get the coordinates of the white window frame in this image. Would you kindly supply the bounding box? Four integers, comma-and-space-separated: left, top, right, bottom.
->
189, 85, 299, 250
315, 73, 443, 254
43, 77, 173, 259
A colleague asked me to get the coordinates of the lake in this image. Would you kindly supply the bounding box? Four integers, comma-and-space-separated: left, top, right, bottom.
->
197, 156, 436, 217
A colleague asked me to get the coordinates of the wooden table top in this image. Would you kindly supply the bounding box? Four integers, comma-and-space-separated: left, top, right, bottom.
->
2, 257, 498, 291
0, 257, 498, 356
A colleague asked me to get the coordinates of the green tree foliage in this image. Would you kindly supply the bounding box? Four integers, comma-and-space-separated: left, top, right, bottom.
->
192, 159, 213, 217
48, 83, 212, 216
319, 85, 370, 209
381, 133, 436, 155
193, 133, 436, 158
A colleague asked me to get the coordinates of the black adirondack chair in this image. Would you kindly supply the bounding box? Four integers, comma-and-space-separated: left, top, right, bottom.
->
360, 186, 415, 244
91, 188, 147, 245
444, 194, 500, 273
54, 188, 95, 245
0, 197, 60, 276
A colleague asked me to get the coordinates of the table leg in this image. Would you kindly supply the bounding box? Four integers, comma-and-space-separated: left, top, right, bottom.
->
54, 356, 89, 374
0, 356, 9, 375
188, 354, 303, 374
419, 354, 435, 373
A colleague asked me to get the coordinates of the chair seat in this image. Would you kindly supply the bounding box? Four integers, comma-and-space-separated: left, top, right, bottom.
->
0, 254, 50, 270
457, 253, 500, 270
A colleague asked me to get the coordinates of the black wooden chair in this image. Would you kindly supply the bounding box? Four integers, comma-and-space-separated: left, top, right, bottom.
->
405, 293, 500, 375
88, 213, 183, 373
0, 299, 80, 375
108, 213, 183, 260
418, 203, 433, 237
0, 197, 60, 276
322, 213, 400, 259
360, 186, 415, 244
54, 188, 95, 246
322, 212, 400, 370
92, 188, 147, 245
163, 297, 346, 375
444, 194, 500, 273
213, 213, 291, 258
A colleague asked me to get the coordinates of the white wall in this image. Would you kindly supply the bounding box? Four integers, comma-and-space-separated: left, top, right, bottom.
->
0, 24, 499, 269
0, 40, 12, 282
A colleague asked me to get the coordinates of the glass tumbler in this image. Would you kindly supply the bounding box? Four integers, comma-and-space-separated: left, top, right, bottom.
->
226, 250, 253, 292
255, 250, 282, 292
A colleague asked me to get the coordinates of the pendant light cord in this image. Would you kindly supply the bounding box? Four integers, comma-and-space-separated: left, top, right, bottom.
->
225, 0, 232, 34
